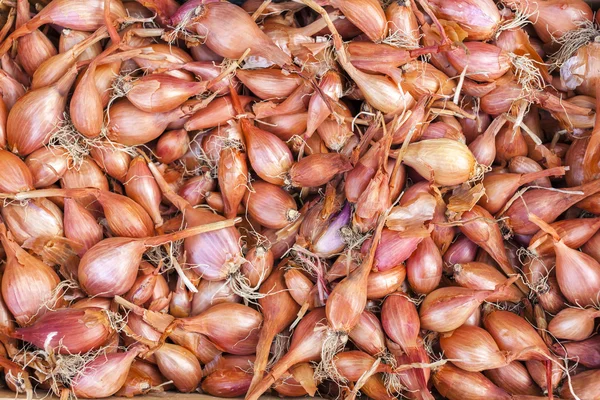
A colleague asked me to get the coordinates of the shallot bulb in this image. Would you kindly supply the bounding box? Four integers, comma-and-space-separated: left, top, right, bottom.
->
242, 121, 294, 186
7, 66, 78, 155
153, 343, 202, 393
25, 147, 69, 188
406, 236, 442, 294
1, 197, 63, 245
420, 278, 516, 332
168, 303, 262, 355
169, 1, 291, 66
244, 181, 299, 229
433, 362, 511, 400
428, 0, 500, 40
0, 0, 125, 59
72, 349, 140, 398
439, 325, 512, 371
125, 157, 164, 227
502, 0, 593, 43
14, 307, 114, 354
548, 307, 600, 341
15, 188, 154, 239
78, 218, 238, 297
0, 225, 62, 326
403, 139, 479, 186
0, 149, 34, 193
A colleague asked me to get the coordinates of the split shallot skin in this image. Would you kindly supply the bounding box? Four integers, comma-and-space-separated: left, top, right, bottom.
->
0, 0, 597, 398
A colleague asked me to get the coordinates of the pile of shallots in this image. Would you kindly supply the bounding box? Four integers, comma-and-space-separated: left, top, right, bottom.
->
0, 0, 598, 398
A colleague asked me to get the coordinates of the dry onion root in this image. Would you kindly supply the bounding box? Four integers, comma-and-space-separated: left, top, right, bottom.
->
0, 0, 596, 399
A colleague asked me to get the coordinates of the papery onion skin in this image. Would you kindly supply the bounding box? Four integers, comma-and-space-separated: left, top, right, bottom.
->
428, 0, 500, 41
242, 246, 274, 288
501, 0, 593, 43
444, 235, 478, 266
184, 209, 243, 281
503, 180, 600, 235
0, 71, 26, 110
79, 238, 147, 297
528, 217, 600, 257
77, 218, 234, 298
126, 74, 208, 113
178, 172, 216, 207
272, 372, 308, 398
1, 198, 63, 245
218, 147, 248, 219
59, 29, 102, 62
284, 269, 316, 309
381, 293, 420, 353
242, 121, 293, 186
186, 96, 253, 131
361, 375, 396, 400
333, 350, 392, 382
25, 147, 69, 188
106, 99, 179, 146
525, 357, 562, 393
249, 266, 300, 393
237, 69, 302, 100
61, 157, 109, 213
157, 129, 190, 164
288, 153, 352, 188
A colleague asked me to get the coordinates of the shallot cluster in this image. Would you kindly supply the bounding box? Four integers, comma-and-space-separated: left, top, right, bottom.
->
0, 0, 597, 399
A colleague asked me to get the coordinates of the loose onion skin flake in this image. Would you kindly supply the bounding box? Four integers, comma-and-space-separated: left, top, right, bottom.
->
0, 0, 598, 398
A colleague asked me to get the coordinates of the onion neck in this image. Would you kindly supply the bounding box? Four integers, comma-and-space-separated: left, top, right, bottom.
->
146, 161, 192, 213
246, 349, 298, 400
0, 13, 49, 58
517, 166, 567, 186
73, 26, 110, 60
54, 65, 79, 96
299, 12, 340, 36
14, 187, 98, 201
248, 322, 277, 394
142, 218, 240, 247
